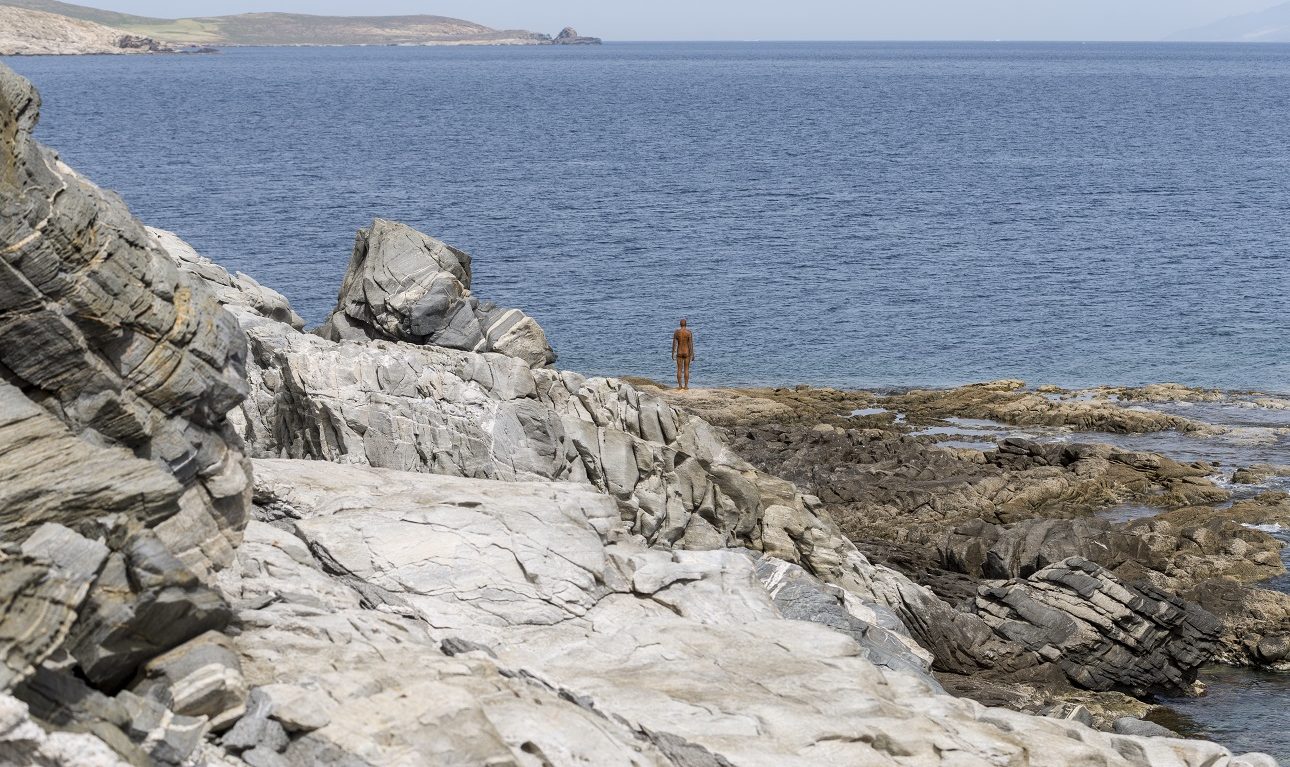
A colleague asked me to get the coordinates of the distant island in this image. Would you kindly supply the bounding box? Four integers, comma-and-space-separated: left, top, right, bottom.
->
1168, 0, 1290, 42
0, 0, 601, 55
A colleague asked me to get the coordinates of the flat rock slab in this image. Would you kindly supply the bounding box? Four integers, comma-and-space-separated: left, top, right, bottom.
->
222, 460, 1273, 767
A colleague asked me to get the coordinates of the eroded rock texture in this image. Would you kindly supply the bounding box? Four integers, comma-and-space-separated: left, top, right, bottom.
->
218, 459, 1270, 766
0, 64, 251, 579
1, 62, 251, 763
315, 218, 556, 367
975, 558, 1222, 695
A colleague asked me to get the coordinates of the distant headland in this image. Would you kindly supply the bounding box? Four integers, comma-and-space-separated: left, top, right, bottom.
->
0, 0, 601, 55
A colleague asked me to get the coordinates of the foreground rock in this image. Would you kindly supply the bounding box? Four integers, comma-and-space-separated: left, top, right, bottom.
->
1, 61, 250, 763
0, 6, 171, 56
219, 458, 1272, 765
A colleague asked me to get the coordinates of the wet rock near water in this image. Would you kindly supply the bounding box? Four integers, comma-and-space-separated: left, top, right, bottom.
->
884, 379, 1212, 434
974, 557, 1222, 695
651, 382, 1290, 726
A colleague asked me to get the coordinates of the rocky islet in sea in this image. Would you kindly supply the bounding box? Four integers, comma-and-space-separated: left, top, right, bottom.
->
0, 61, 1285, 765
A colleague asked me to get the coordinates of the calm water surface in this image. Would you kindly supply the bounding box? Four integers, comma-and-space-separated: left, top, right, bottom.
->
6, 42, 1290, 390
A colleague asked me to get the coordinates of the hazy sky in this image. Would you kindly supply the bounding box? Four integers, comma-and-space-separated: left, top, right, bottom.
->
100, 0, 1280, 41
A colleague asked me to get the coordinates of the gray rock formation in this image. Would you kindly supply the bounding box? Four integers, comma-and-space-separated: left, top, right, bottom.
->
553, 26, 602, 44
1, 61, 250, 764
0, 65, 251, 579
220, 459, 1270, 766
315, 218, 555, 367
940, 515, 1284, 594
0, 692, 126, 767
149, 227, 305, 331
975, 557, 1222, 695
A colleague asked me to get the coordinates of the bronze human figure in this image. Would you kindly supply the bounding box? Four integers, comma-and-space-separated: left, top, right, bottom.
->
672, 319, 694, 390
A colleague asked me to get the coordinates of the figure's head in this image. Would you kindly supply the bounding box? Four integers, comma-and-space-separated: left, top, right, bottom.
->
680, 319, 687, 327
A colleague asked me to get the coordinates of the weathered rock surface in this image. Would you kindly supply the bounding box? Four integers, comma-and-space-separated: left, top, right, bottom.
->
939, 516, 1284, 593
150, 226, 305, 331
233, 302, 840, 563
729, 420, 1225, 543
1187, 579, 1290, 670
884, 380, 1210, 434
974, 557, 1222, 695
0, 692, 125, 767
1, 63, 251, 578
315, 218, 555, 366
217, 459, 1272, 766
0, 6, 171, 56
1, 62, 250, 765
651, 383, 1290, 715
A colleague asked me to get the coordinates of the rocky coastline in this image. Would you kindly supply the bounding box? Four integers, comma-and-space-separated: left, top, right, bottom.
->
0, 6, 172, 56
0, 1, 600, 54
0, 60, 1284, 766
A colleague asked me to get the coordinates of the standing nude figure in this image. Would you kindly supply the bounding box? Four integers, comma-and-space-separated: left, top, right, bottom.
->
672, 319, 694, 390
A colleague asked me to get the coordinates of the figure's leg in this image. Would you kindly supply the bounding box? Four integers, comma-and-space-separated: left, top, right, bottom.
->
676, 358, 683, 389
682, 358, 691, 389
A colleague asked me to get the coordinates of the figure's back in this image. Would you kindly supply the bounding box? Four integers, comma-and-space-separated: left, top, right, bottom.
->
674, 327, 693, 357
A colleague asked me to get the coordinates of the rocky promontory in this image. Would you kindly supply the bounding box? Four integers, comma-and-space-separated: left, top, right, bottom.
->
553, 26, 603, 45
0, 60, 1281, 766
0, 0, 599, 50
0, 5, 171, 55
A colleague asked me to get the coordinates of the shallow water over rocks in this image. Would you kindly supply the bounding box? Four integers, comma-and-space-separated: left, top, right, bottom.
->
899, 389, 1290, 760
1156, 665, 1290, 763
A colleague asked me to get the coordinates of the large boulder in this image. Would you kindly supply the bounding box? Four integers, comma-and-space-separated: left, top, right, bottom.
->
315, 218, 556, 367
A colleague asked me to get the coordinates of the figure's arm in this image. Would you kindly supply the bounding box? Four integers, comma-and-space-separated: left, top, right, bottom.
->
672, 332, 678, 360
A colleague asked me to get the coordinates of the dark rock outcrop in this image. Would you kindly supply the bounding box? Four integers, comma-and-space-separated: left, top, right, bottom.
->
974, 557, 1221, 695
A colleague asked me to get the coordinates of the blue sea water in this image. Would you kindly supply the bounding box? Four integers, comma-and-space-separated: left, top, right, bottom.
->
5, 42, 1289, 390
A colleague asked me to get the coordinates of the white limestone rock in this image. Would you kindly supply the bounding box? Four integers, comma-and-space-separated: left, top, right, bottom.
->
215, 460, 1277, 767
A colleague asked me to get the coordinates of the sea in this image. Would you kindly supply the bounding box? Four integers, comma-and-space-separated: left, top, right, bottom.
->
5, 42, 1289, 393
6, 42, 1290, 760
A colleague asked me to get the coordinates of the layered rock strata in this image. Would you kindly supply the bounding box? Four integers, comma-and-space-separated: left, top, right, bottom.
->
2, 61, 250, 763
315, 218, 555, 367
654, 383, 1289, 715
